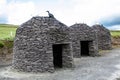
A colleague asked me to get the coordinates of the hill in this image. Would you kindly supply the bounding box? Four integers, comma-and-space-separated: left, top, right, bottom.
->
110, 30, 120, 38
0, 24, 18, 40
110, 30, 120, 47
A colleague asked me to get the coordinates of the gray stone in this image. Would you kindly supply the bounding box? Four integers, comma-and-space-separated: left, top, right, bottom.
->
12, 16, 111, 73
12, 16, 74, 73
92, 24, 112, 50
69, 23, 99, 57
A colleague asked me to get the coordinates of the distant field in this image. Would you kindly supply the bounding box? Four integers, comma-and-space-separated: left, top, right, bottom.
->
110, 30, 120, 38
0, 24, 120, 40
0, 24, 18, 40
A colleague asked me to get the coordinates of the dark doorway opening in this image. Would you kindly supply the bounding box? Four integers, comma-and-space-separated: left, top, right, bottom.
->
80, 41, 90, 56
52, 44, 63, 68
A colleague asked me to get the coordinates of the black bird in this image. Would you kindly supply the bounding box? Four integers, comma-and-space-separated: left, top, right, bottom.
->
46, 11, 54, 18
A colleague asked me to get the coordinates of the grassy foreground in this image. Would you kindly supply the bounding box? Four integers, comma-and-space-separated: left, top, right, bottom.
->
0, 24, 18, 55
110, 30, 120, 38
0, 24, 17, 40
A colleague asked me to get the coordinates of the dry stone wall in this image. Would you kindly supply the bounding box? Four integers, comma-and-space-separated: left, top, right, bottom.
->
12, 16, 111, 73
12, 17, 74, 73
69, 23, 99, 57
92, 24, 112, 50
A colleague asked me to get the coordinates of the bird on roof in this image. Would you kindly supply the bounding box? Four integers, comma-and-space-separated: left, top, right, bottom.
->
46, 11, 55, 18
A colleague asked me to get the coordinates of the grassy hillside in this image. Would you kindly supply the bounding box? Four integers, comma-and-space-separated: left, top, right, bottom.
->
110, 30, 120, 38
110, 30, 120, 47
0, 24, 120, 39
0, 24, 18, 56
0, 24, 18, 40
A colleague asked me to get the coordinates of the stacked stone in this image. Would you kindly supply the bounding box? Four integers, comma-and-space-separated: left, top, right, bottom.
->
13, 16, 109, 73
69, 23, 99, 57
12, 16, 74, 73
92, 24, 112, 50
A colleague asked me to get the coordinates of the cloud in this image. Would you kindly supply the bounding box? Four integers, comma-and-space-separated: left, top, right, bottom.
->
0, 14, 8, 23
0, 0, 37, 24
7, 1, 36, 25
71, 0, 120, 25
36, 0, 120, 26
107, 25, 120, 30
0, 0, 120, 30
99, 16, 120, 27
0, 0, 7, 16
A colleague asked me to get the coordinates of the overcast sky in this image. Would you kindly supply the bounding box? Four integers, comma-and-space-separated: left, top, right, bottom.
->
0, 0, 120, 30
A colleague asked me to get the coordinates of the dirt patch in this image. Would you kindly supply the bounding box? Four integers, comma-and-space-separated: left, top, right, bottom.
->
0, 54, 12, 67
112, 37, 120, 48
0, 40, 13, 66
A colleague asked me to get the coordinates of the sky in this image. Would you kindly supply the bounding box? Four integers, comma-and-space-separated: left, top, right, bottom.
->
0, 0, 120, 30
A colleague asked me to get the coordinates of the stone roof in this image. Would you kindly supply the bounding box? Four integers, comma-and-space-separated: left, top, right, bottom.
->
69, 23, 98, 57
92, 24, 110, 34
12, 16, 74, 72
70, 23, 96, 41
92, 24, 112, 50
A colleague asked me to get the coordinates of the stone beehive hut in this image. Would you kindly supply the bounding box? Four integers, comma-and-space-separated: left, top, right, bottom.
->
69, 23, 98, 57
12, 16, 74, 72
92, 24, 112, 50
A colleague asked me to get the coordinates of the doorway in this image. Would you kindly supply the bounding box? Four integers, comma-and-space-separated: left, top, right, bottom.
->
52, 44, 63, 68
80, 41, 90, 56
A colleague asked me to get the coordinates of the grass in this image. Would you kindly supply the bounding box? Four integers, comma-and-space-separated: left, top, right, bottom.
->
0, 24, 120, 40
0, 24, 18, 40
0, 24, 18, 49
110, 30, 120, 38
110, 30, 120, 48
0, 24, 18, 55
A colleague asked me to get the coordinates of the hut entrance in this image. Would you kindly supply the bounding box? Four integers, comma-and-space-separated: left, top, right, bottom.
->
53, 44, 63, 68
80, 41, 90, 56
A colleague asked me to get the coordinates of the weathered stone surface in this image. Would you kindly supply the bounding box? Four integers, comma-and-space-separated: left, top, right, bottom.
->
12, 16, 74, 73
92, 24, 112, 50
69, 23, 99, 57
13, 16, 109, 73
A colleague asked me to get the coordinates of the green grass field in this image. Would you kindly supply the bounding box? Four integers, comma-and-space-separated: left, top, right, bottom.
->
0, 24, 18, 40
110, 30, 120, 38
0, 24, 120, 40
